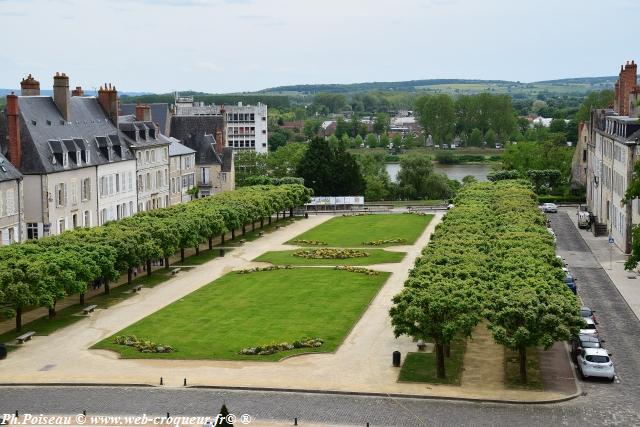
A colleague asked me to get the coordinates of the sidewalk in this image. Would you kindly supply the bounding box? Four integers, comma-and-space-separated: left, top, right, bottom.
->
561, 207, 640, 320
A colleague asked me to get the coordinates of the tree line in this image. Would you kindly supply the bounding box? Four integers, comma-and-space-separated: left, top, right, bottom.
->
0, 185, 312, 331
390, 181, 582, 382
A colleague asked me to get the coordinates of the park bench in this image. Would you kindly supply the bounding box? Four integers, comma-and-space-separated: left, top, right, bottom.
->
275, 225, 281, 230
132, 285, 143, 292
258, 231, 265, 237
82, 304, 97, 315
417, 340, 427, 351
16, 331, 35, 344
171, 268, 181, 276
239, 239, 247, 244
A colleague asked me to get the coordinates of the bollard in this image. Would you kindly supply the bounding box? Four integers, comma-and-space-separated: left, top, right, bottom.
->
294, 418, 298, 426
183, 378, 187, 386
392, 351, 401, 367
160, 377, 163, 385
15, 411, 18, 418
167, 413, 170, 419
83, 411, 86, 416
304, 212, 308, 219
219, 249, 225, 257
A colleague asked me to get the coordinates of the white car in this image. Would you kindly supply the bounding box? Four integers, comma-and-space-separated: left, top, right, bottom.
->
547, 228, 556, 243
541, 203, 558, 213
580, 318, 598, 335
577, 347, 615, 381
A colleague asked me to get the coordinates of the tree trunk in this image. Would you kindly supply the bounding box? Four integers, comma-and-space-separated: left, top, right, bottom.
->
260, 218, 264, 228
283, 210, 286, 219
242, 225, 246, 236
104, 279, 111, 295
221, 233, 225, 245
164, 257, 170, 268
231, 229, 235, 240
80, 293, 85, 305
435, 342, 446, 379
290, 207, 294, 217
444, 343, 451, 358
268, 216, 272, 225
276, 212, 279, 221
180, 248, 185, 262
127, 268, 133, 285
519, 346, 528, 383
48, 307, 56, 319
16, 306, 22, 332
195, 245, 200, 255
146, 260, 152, 277
252, 221, 255, 231
208, 236, 213, 250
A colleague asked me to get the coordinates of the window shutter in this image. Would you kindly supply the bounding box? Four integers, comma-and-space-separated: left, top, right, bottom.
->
63, 184, 67, 206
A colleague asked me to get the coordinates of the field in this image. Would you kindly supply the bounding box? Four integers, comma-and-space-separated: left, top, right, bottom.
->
289, 214, 432, 247
254, 248, 405, 266
94, 268, 388, 361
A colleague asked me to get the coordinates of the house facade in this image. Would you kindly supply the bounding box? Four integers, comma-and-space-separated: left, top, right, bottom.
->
0, 152, 24, 244
586, 61, 640, 253
168, 139, 196, 205
1, 73, 138, 237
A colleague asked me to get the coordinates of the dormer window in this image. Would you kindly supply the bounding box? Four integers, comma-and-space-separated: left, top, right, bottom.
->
62, 152, 69, 168
85, 150, 90, 164
76, 150, 82, 166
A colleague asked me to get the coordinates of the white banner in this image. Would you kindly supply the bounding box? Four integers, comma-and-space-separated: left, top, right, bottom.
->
306, 196, 365, 206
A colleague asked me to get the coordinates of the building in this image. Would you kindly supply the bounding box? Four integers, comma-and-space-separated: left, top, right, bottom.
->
174, 96, 268, 153
570, 122, 590, 190
118, 104, 171, 212
120, 103, 171, 135
170, 114, 234, 196
0, 152, 24, 244
586, 60, 640, 253
168, 139, 196, 205
1, 73, 138, 237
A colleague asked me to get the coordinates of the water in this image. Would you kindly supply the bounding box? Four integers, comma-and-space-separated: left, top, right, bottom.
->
385, 162, 493, 183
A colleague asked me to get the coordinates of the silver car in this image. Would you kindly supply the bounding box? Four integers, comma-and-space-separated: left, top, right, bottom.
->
541, 203, 558, 213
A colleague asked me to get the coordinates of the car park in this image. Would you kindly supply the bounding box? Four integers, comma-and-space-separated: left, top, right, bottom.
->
580, 318, 598, 335
540, 203, 558, 213
571, 333, 603, 362
576, 347, 615, 381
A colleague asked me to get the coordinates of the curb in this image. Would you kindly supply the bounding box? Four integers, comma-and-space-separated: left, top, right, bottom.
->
0, 383, 154, 388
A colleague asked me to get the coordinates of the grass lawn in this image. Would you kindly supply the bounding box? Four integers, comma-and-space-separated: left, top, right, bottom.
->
254, 249, 405, 266
94, 268, 389, 361
290, 214, 432, 247
0, 268, 183, 347
504, 347, 543, 390
398, 337, 467, 385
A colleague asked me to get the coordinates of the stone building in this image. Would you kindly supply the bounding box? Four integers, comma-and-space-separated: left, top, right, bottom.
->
168, 139, 196, 205
0, 152, 24, 244
169, 114, 234, 196
586, 61, 640, 253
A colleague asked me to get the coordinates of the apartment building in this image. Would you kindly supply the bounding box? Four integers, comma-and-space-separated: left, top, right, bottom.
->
168, 139, 196, 205
1, 73, 138, 237
174, 96, 268, 153
586, 61, 640, 253
0, 152, 23, 244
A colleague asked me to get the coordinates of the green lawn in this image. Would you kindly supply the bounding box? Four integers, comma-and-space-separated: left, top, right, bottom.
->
398, 337, 467, 385
254, 249, 405, 266
504, 347, 543, 390
0, 268, 182, 347
290, 214, 432, 247
94, 268, 389, 361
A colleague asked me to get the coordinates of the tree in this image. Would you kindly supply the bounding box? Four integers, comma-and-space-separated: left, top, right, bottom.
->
354, 134, 364, 148
365, 133, 377, 148
404, 133, 416, 148
234, 151, 268, 186
462, 175, 477, 185
391, 134, 402, 148
484, 129, 496, 148
312, 93, 347, 114
575, 90, 614, 123
415, 94, 455, 145
333, 143, 365, 195
467, 128, 483, 147
379, 133, 390, 149
303, 119, 321, 140
549, 119, 567, 134
373, 113, 389, 135
485, 285, 581, 382
268, 127, 290, 152
335, 117, 349, 138
267, 143, 307, 177
297, 138, 359, 196
397, 154, 435, 199
390, 281, 483, 379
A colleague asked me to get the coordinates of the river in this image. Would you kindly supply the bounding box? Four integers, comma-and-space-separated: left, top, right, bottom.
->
385, 162, 493, 183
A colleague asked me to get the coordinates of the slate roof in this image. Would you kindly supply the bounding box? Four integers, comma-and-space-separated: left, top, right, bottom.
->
168, 139, 196, 157
169, 115, 227, 166
0, 152, 22, 182
118, 115, 171, 149
11, 96, 135, 175
119, 103, 170, 135
221, 147, 233, 173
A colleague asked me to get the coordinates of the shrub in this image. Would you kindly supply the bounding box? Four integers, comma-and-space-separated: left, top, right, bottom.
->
236, 265, 293, 274
113, 335, 174, 353
239, 337, 324, 355
294, 249, 369, 259
362, 238, 406, 246
334, 265, 380, 275
291, 239, 328, 246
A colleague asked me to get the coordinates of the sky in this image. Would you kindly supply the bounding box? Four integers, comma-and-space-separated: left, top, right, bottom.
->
0, 0, 638, 93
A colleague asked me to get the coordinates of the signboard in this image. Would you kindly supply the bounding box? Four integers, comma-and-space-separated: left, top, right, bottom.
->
608, 235, 614, 244
306, 196, 365, 206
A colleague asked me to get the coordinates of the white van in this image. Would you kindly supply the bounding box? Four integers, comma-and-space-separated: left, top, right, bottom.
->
578, 211, 591, 229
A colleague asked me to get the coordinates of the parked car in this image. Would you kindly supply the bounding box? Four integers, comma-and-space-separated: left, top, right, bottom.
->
580, 306, 598, 324
577, 347, 615, 381
565, 273, 577, 294
447, 203, 455, 210
580, 318, 598, 335
547, 228, 557, 243
571, 333, 603, 362
556, 255, 568, 268
541, 203, 558, 213
578, 211, 591, 229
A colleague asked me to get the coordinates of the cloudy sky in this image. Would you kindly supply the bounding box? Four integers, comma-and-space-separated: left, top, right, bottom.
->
0, 0, 637, 93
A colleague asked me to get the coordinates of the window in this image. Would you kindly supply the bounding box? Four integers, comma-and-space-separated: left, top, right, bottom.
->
151, 150, 156, 163
55, 183, 66, 207
58, 218, 66, 234
171, 178, 176, 193
583, 150, 587, 162
115, 174, 120, 193
8, 228, 14, 244
220, 172, 227, 183
136, 152, 142, 163
76, 151, 82, 166
72, 213, 78, 229
146, 173, 151, 190
164, 169, 168, 187
81, 178, 91, 201
129, 201, 134, 216
108, 175, 114, 195
164, 148, 168, 161
138, 174, 144, 192
145, 150, 150, 163
0, 190, 3, 216
62, 152, 69, 168
201, 167, 210, 184
27, 223, 38, 240
5, 189, 14, 215
128, 172, 133, 191
156, 170, 162, 188
165, 195, 169, 207
101, 208, 108, 225
83, 210, 91, 227
85, 150, 90, 164
117, 204, 122, 220
71, 179, 78, 205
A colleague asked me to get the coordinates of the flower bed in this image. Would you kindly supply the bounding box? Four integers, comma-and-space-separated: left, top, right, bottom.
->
294, 249, 369, 259
237, 265, 293, 274
239, 337, 324, 356
334, 265, 380, 276
113, 335, 174, 353
291, 239, 328, 246
363, 238, 406, 246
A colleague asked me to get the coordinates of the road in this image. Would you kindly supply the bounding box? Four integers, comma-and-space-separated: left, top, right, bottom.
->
1, 212, 639, 426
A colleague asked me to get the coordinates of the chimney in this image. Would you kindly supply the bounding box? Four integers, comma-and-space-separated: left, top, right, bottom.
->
98, 83, 119, 126
20, 74, 40, 96
135, 103, 152, 122
53, 72, 71, 121
6, 92, 22, 168
215, 127, 224, 155
71, 86, 84, 97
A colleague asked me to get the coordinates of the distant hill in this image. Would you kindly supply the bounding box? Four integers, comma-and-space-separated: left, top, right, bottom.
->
0, 89, 150, 97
